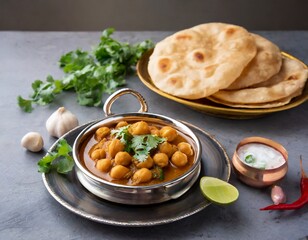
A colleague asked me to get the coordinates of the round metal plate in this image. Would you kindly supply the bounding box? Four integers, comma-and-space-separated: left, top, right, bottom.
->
42, 121, 230, 226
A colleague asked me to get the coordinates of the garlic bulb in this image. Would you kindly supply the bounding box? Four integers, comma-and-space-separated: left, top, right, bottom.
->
271, 185, 286, 205
46, 107, 79, 138
21, 132, 44, 152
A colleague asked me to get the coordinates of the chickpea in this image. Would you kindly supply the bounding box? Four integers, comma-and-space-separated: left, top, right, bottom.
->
90, 149, 106, 160
177, 142, 193, 156
158, 142, 177, 158
96, 158, 112, 172
95, 127, 110, 141
115, 151, 132, 166
93, 138, 107, 150
153, 153, 169, 168
132, 168, 152, 184
171, 144, 178, 155
159, 126, 178, 142
108, 139, 125, 158
116, 121, 128, 129
129, 121, 150, 135
134, 156, 154, 169
149, 126, 160, 136
110, 165, 130, 179
171, 151, 188, 167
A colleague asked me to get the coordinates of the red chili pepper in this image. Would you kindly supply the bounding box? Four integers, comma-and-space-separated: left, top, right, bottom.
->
260, 157, 308, 211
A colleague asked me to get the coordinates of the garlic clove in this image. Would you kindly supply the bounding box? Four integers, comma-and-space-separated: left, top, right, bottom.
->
21, 132, 44, 152
271, 185, 286, 205
46, 107, 79, 138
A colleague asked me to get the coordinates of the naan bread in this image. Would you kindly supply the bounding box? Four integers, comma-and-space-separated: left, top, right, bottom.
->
208, 90, 303, 109
252, 57, 304, 87
226, 33, 282, 90
210, 58, 308, 105
148, 23, 257, 99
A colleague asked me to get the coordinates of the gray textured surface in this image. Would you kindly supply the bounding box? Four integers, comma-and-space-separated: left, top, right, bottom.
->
0, 31, 308, 240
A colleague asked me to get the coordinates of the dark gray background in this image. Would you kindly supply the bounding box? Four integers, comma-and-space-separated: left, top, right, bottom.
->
1, 0, 308, 31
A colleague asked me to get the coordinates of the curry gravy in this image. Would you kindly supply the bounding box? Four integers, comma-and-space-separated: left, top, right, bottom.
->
79, 122, 195, 186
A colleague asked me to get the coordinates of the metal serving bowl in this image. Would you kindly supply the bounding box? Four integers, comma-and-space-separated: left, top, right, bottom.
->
232, 136, 288, 188
73, 88, 202, 205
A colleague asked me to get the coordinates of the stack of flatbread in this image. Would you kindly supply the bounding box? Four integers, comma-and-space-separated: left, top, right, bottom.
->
147, 22, 308, 108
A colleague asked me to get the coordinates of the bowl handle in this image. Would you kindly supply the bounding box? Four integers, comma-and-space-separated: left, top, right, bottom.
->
103, 88, 148, 116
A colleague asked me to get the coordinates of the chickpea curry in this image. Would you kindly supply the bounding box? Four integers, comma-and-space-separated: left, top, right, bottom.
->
80, 120, 195, 186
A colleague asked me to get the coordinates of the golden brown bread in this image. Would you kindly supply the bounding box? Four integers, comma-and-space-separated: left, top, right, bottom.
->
208, 90, 303, 108
145, 22, 307, 109
210, 58, 308, 105
226, 33, 282, 90
148, 23, 257, 99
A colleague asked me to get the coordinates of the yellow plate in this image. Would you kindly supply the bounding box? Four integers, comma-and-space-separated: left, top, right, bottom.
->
137, 49, 308, 119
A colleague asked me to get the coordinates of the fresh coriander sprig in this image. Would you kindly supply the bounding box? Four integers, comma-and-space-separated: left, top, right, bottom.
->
111, 125, 131, 146
18, 28, 154, 112
38, 139, 74, 174
111, 126, 166, 162
131, 135, 166, 162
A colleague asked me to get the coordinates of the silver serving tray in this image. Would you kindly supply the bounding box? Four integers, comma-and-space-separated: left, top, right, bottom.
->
42, 121, 230, 226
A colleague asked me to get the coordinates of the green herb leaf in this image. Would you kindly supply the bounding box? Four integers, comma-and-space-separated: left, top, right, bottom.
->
111, 127, 166, 162
56, 139, 73, 155
37, 154, 55, 173
59, 49, 94, 73
152, 166, 164, 181
55, 155, 74, 174
38, 139, 74, 174
131, 135, 166, 162
30, 76, 62, 105
111, 125, 131, 146
17, 96, 33, 113
245, 154, 256, 164
18, 28, 153, 112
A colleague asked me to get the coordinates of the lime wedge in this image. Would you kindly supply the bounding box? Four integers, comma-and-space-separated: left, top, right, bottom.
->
200, 176, 239, 205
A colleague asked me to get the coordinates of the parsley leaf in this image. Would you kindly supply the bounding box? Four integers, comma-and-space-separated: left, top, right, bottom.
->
38, 139, 74, 174
18, 28, 154, 112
